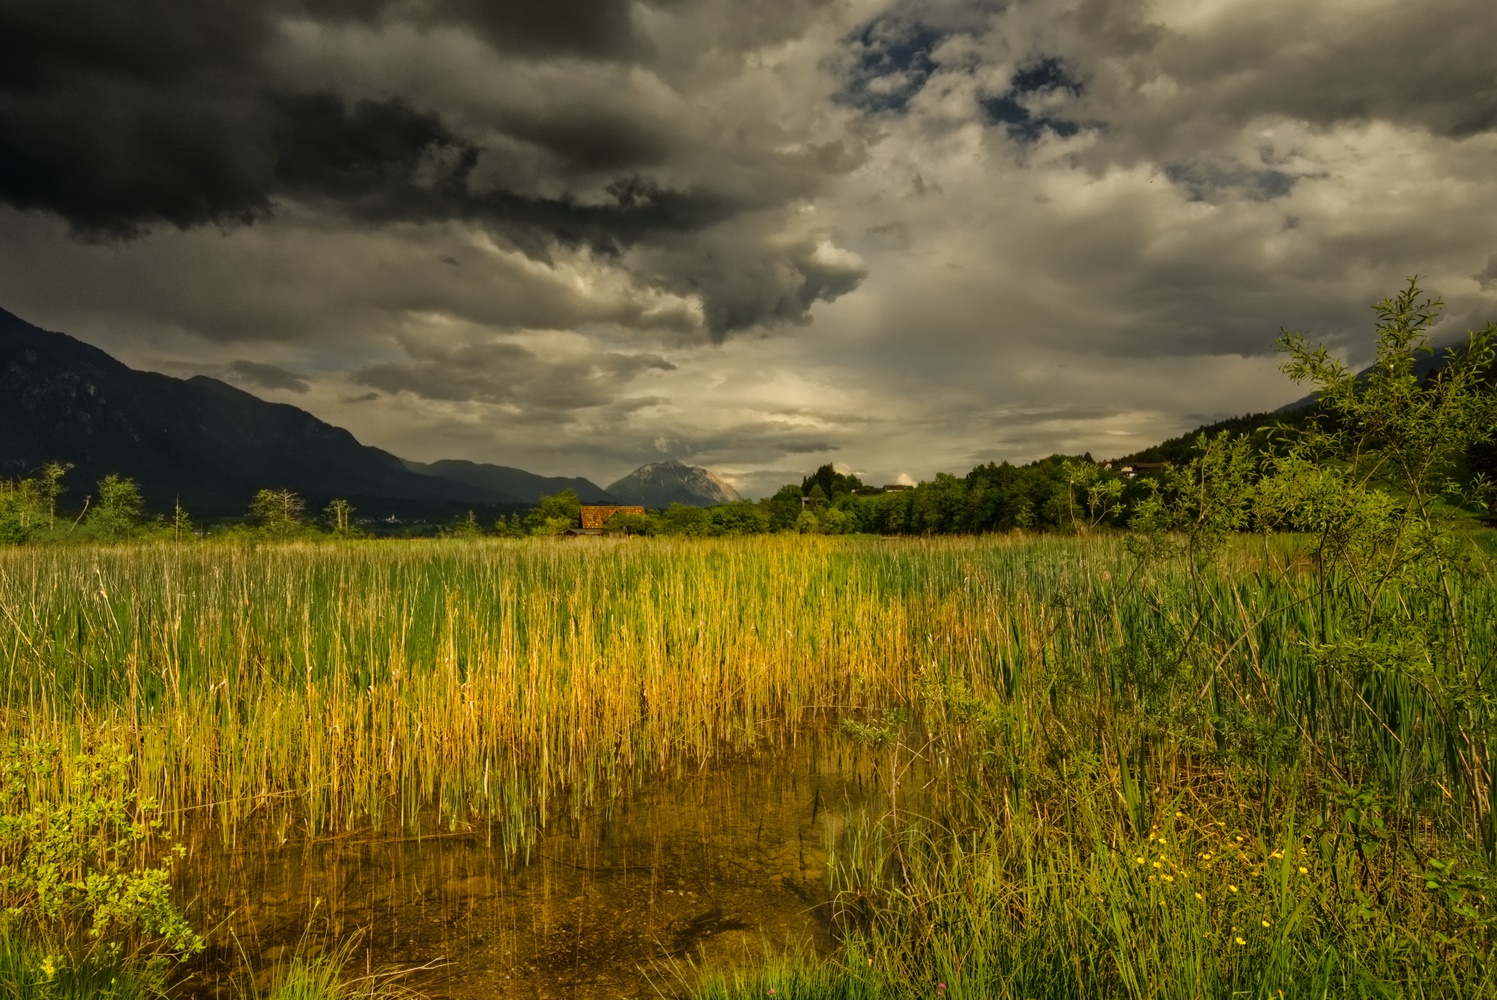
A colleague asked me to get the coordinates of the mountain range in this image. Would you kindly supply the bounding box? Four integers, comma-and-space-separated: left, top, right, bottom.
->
401, 459, 618, 505
0, 308, 637, 516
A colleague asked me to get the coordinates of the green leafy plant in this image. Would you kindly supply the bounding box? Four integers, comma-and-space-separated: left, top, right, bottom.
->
0, 740, 202, 977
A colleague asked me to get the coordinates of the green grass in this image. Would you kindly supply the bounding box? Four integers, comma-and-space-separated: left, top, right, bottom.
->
2, 532, 1495, 996
0, 935, 165, 1000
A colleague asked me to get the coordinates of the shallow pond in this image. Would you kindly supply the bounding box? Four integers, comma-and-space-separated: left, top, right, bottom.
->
173, 736, 888, 998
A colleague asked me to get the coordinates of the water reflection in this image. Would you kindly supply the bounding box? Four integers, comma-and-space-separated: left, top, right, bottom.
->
176, 734, 884, 998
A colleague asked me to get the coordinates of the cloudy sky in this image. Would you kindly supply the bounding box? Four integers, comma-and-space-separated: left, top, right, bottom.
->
3, 0, 1495, 495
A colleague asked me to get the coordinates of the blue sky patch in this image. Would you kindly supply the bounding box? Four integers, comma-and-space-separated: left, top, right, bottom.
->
981, 57, 1084, 140
835, 15, 951, 114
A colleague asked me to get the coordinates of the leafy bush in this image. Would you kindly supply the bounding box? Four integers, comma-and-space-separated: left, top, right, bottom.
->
0, 741, 202, 976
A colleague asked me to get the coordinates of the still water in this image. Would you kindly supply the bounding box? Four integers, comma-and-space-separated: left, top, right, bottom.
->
175, 736, 886, 998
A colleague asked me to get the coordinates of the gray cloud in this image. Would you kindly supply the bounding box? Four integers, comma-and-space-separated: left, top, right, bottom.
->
353, 337, 676, 412
0, 0, 866, 334
4, 0, 1497, 497
1476, 256, 1497, 293
228, 358, 310, 392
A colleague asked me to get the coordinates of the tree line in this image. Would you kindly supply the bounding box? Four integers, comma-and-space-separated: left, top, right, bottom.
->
6, 279, 1494, 544
0, 472, 359, 543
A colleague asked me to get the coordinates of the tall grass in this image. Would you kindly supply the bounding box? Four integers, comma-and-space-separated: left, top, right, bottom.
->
0, 536, 923, 838
2, 532, 1494, 995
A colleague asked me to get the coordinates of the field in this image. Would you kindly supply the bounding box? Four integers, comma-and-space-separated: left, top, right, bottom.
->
2, 532, 1495, 998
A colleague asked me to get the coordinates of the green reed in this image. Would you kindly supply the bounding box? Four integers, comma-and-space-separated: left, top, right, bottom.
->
2, 531, 1494, 995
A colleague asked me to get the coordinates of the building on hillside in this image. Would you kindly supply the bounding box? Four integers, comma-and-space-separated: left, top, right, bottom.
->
1114, 461, 1170, 479
565, 504, 648, 536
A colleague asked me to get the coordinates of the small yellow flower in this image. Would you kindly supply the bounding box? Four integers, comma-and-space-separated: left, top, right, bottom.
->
1135, 856, 1146, 865
1175, 811, 1185, 818
1271, 850, 1283, 859
1228, 884, 1238, 893
1200, 852, 1212, 860
1261, 919, 1271, 928
41, 956, 56, 980
1195, 892, 1204, 901
1235, 936, 1247, 946
1161, 874, 1175, 883
1158, 837, 1167, 845
1152, 861, 1163, 869
1298, 866, 1308, 875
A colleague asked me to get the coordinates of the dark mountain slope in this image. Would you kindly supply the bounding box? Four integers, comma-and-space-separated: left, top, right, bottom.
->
403, 458, 616, 504
0, 307, 507, 516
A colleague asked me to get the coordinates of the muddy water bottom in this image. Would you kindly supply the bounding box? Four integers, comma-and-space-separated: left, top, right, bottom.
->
176, 738, 882, 998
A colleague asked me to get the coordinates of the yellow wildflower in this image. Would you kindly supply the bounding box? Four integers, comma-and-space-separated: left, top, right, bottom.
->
1235, 936, 1247, 946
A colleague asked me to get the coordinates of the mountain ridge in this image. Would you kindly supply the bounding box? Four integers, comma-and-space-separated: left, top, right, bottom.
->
0, 307, 583, 517
402, 458, 616, 504
605, 460, 741, 508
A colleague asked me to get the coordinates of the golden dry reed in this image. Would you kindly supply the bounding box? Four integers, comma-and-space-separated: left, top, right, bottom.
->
0, 536, 1050, 837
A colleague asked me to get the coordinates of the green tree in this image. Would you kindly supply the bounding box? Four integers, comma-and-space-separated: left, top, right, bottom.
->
0, 463, 70, 543
802, 463, 864, 500
85, 475, 144, 541
447, 509, 482, 538
658, 503, 710, 536
708, 500, 770, 535
525, 489, 580, 535
1060, 458, 1124, 532
603, 511, 651, 536
169, 500, 193, 541
323, 498, 354, 537
765, 485, 803, 532
249, 488, 305, 539
492, 513, 528, 538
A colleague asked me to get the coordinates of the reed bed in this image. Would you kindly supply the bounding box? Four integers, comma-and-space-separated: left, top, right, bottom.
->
3, 532, 1495, 996
0, 535, 967, 837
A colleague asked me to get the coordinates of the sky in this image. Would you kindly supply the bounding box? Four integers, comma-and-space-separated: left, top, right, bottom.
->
3, 0, 1496, 497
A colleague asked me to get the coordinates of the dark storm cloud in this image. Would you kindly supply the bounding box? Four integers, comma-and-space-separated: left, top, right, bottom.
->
227, 359, 310, 392
352, 339, 676, 412
286, 0, 649, 60
0, 0, 860, 333
1055, 0, 1497, 153
0, 0, 277, 234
